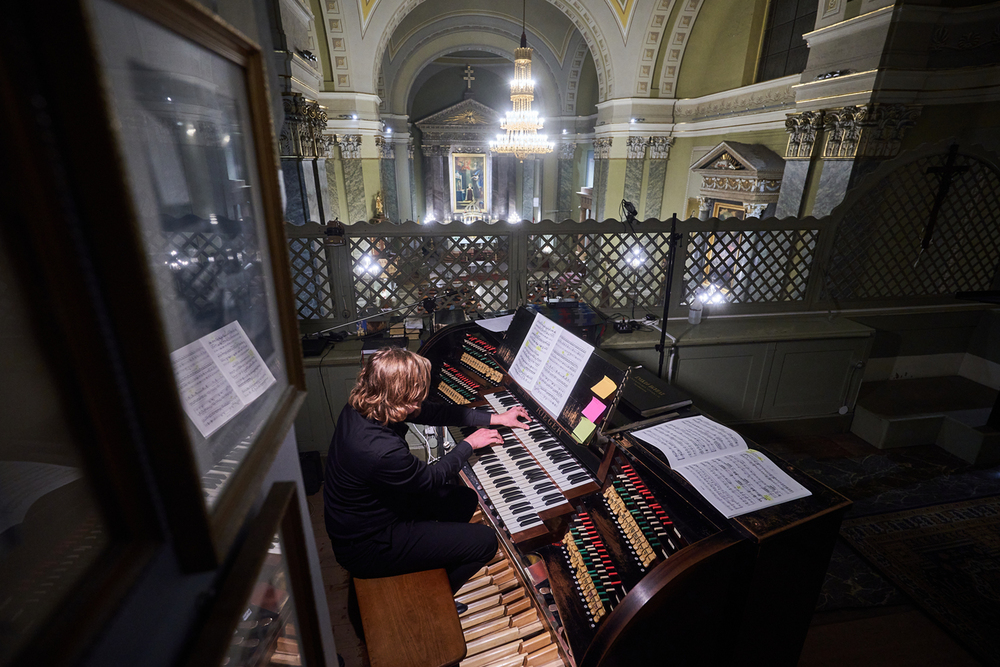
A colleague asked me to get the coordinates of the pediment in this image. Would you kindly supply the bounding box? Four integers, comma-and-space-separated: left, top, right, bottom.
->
691, 141, 784, 179
415, 99, 501, 129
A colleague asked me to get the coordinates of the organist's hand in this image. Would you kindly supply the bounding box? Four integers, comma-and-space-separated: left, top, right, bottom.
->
490, 406, 530, 430
465, 428, 505, 450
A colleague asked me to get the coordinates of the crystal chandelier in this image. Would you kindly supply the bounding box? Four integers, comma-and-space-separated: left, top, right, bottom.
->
490, 2, 553, 161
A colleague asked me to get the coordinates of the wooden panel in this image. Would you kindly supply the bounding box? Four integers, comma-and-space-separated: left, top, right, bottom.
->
295, 365, 359, 451
760, 338, 869, 419
673, 343, 769, 420
356, 569, 467, 667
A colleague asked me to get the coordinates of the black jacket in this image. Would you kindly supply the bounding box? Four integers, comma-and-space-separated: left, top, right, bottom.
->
323, 400, 491, 542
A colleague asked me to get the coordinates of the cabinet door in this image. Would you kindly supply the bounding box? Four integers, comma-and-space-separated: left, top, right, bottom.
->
673, 343, 771, 421
760, 338, 870, 419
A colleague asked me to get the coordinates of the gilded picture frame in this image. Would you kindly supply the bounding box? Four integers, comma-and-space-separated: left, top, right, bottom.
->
450, 152, 490, 216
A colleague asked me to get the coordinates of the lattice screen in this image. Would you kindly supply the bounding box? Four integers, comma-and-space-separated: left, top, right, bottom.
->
526, 232, 672, 311
289, 237, 335, 319
682, 229, 819, 305
349, 234, 510, 314
158, 231, 265, 320
824, 151, 1000, 301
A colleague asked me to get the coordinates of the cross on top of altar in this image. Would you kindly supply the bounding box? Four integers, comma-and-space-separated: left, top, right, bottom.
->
463, 65, 475, 89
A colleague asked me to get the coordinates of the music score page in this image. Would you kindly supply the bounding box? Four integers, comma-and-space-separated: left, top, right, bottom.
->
170, 321, 276, 438
509, 311, 593, 419
632, 415, 810, 518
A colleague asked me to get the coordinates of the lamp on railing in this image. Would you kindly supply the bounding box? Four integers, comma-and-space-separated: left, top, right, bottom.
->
489, 0, 553, 162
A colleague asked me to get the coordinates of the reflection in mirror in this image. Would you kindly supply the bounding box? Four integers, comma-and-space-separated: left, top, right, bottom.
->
89, 0, 289, 510
222, 532, 303, 666
0, 232, 110, 664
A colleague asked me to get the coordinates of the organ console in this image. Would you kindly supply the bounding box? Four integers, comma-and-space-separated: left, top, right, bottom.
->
419, 308, 850, 667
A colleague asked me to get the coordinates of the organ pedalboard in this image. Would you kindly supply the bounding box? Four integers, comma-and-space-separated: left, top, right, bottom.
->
420, 312, 850, 667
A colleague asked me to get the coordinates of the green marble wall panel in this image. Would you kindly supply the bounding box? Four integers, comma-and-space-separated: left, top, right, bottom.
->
623, 159, 644, 215
521, 160, 536, 222
776, 160, 808, 218
556, 159, 574, 220
644, 159, 666, 220
343, 159, 367, 223
380, 158, 399, 222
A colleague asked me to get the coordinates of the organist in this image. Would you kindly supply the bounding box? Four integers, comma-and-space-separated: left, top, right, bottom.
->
323, 347, 531, 596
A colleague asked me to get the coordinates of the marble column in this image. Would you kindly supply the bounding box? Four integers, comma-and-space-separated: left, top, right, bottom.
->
521, 159, 536, 222
593, 137, 612, 221
376, 137, 399, 222
323, 136, 343, 221
422, 145, 447, 222
408, 140, 417, 223
556, 142, 576, 221
776, 110, 823, 219
339, 134, 367, 223
624, 137, 648, 217
278, 93, 327, 225
813, 103, 921, 217
643, 137, 672, 220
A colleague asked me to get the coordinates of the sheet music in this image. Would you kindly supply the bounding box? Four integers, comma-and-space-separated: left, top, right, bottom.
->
171, 338, 245, 437
509, 312, 560, 389
631, 415, 811, 518
171, 320, 276, 438
476, 313, 514, 333
509, 311, 594, 418
678, 450, 812, 519
531, 328, 593, 417
204, 321, 276, 404
632, 415, 746, 468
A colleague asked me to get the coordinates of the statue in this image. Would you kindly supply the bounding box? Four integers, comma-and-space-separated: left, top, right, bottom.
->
373, 190, 386, 220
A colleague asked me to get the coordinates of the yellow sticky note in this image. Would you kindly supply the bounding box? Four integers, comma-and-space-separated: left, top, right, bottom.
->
591, 376, 617, 399
573, 417, 596, 443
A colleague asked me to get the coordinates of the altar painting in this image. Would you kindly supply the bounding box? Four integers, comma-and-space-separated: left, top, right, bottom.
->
451, 153, 488, 215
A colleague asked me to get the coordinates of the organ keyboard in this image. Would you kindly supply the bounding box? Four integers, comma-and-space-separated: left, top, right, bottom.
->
420, 310, 851, 667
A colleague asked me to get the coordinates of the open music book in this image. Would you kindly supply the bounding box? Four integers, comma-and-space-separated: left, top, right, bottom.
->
631, 415, 811, 518
170, 320, 276, 438
508, 310, 594, 419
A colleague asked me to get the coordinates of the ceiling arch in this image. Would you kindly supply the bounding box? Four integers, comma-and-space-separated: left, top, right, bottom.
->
367, 0, 614, 104
384, 27, 564, 118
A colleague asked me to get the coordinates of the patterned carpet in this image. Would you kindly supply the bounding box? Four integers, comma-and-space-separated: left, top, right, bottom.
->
840, 495, 1000, 666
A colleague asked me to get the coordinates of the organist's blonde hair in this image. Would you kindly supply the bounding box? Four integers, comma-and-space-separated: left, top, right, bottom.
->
349, 347, 431, 424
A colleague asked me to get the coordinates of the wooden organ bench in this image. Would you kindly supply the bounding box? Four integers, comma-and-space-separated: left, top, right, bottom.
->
354, 568, 467, 667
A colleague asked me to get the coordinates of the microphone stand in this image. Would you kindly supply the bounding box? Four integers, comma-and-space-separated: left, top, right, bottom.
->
656, 213, 679, 379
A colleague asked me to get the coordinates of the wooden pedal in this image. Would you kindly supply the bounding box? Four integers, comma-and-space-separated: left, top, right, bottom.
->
520, 634, 551, 654
526, 643, 560, 666
456, 583, 500, 605
464, 616, 510, 642
459, 641, 521, 667
461, 604, 506, 630
466, 627, 521, 656
461, 593, 501, 616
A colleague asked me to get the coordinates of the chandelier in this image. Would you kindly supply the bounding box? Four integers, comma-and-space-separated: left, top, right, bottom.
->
490, 3, 553, 161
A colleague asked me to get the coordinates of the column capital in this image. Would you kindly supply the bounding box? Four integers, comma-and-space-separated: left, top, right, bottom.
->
626, 136, 649, 160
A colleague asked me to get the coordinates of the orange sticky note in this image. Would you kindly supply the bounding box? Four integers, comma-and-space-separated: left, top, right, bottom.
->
591, 376, 617, 399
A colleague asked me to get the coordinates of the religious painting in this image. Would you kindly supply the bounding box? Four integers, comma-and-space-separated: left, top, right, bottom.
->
450, 153, 489, 215
712, 202, 745, 220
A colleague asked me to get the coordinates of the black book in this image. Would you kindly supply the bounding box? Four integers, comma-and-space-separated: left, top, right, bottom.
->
621, 366, 692, 417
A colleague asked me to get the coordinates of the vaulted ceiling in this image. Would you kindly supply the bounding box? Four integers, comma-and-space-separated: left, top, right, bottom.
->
306, 0, 754, 120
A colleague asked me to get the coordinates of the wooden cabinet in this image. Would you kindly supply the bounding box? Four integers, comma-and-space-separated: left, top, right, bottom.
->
602, 316, 873, 424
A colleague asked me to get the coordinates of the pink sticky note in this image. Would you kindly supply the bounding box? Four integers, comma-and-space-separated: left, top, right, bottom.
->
582, 397, 606, 423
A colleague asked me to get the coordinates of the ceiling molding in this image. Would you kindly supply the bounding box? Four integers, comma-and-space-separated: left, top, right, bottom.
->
387, 9, 574, 65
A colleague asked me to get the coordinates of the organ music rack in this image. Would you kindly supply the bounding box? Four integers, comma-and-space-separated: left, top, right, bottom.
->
420, 308, 850, 667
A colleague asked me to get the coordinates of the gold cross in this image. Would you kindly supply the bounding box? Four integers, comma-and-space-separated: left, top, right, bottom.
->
463, 65, 475, 89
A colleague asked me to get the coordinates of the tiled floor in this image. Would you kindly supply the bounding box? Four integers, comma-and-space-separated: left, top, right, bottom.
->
308, 430, 999, 666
